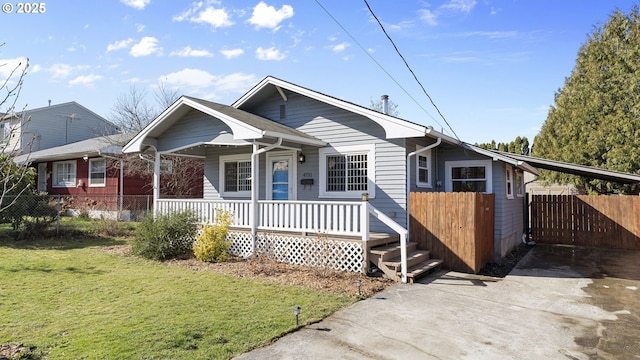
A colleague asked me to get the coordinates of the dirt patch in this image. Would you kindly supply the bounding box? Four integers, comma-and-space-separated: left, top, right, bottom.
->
102, 245, 394, 297
477, 244, 533, 278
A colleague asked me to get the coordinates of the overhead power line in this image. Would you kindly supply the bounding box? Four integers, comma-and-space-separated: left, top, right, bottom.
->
313, 0, 447, 132
363, 0, 460, 141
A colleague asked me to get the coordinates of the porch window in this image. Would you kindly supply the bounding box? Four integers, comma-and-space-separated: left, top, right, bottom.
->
416, 146, 432, 188
89, 158, 106, 187
53, 160, 76, 188
319, 144, 375, 198
445, 160, 492, 193
220, 154, 251, 197
505, 166, 514, 199
515, 171, 524, 197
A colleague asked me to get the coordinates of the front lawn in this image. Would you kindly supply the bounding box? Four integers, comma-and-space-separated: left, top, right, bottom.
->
0, 236, 355, 359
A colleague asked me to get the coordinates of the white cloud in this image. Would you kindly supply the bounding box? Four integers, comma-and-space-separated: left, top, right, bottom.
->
136, 24, 146, 32
419, 9, 437, 26
256, 46, 286, 61
174, 3, 234, 28
120, 0, 150, 10
441, 0, 477, 13
332, 42, 350, 53
170, 46, 213, 57
130, 37, 161, 57
248, 1, 294, 30
48, 63, 74, 79
160, 69, 257, 95
221, 48, 244, 59
68, 74, 103, 87
0, 57, 28, 79
161, 68, 218, 89
213, 73, 258, 92
107, 38, 134, 52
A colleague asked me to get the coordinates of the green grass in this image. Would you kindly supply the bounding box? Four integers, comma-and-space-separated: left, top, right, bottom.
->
0, 235, 355, 359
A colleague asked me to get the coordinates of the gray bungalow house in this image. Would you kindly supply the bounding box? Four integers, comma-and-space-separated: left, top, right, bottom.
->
123, 76, 539, 282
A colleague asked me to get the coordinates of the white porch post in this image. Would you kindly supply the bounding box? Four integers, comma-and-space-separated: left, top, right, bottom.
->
361, 194, 370, 273
153, 151, 161, 219
250, 143, 260, 253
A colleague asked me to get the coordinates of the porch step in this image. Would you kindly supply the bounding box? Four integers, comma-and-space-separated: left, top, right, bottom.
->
382, 250, 431, 271
370, 242, 417, 262
399, 259, 444, 284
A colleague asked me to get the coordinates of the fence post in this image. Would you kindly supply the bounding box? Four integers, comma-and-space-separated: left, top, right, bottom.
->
56, 194, 61, 237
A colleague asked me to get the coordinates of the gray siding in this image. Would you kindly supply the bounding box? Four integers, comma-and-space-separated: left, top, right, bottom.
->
157, 109, 233, 152
492, 163, 525, 259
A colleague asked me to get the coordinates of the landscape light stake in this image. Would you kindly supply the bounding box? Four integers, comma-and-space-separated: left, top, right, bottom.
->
293, 306, 301, 326
356, 279, 362, 296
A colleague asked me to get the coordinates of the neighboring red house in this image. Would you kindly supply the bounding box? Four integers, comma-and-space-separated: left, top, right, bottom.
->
14, 133, 203, 220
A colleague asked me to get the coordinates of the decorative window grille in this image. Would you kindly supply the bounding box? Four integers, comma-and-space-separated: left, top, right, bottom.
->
223, 160, 251, 193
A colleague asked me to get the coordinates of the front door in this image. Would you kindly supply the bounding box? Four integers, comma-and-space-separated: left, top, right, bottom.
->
267, 153, 296, 200
37, 163, 47, 192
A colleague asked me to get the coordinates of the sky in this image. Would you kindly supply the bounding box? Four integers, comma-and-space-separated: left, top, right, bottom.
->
1, 0, 638, 145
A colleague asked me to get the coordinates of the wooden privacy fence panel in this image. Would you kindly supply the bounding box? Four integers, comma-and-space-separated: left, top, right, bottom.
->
531, 195, 640, 250
409, 192, 494, 273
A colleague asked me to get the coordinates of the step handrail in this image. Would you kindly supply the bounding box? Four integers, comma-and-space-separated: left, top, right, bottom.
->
367, 203, 409, 283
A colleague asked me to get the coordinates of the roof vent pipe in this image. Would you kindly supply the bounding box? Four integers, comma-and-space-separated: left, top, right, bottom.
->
381, 95, 389, 115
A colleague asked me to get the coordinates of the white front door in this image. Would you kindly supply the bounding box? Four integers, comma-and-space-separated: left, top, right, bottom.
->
37, 163, 47, 192
267, 153, 296, 201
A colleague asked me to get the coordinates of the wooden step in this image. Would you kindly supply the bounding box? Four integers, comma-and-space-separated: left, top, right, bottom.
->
369, 242, 417, 262
399, 259, 444, 284
382, 250, 431, 271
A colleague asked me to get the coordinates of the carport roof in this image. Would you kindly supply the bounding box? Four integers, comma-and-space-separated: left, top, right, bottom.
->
495, 152, 640, 184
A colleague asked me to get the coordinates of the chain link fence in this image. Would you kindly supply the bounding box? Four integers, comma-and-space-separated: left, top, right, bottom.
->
0, 194, 154, 239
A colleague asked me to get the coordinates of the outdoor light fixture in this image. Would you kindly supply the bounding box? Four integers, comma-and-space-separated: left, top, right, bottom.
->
293, 306, 301, 326
361, 192, 369, 201
356, 279, 362, 296
298, 153, 305, 163
82, 154, 88, 162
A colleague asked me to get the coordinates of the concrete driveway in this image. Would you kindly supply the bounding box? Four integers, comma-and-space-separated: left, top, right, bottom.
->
235, 245, 640, 359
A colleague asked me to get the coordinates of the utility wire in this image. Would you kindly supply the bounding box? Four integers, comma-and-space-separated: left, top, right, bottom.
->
363, 0, 461, 141
313, 0, 447, 133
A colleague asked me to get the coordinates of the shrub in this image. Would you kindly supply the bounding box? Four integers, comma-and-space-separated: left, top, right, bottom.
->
132, 211, 198, 260
193, 210, 232, 263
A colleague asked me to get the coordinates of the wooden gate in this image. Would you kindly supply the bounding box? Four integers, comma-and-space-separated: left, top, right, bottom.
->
530, 195, 640, 250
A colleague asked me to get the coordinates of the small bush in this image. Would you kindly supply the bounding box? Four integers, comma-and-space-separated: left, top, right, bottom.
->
193, 210, 232, 263
132, 211, 198, 260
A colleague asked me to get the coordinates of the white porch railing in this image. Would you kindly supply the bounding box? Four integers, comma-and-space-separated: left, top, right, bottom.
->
156, 199, 364, 236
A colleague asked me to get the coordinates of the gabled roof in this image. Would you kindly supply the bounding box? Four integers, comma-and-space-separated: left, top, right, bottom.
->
232, 76, 444, 140
14, 133, 134, 164
496, 152, 640, 184
1, 101, 117, 130
123, 96, 326, 154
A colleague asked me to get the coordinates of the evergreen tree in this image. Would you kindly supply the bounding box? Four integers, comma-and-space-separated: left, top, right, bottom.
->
533, 6, 640, 194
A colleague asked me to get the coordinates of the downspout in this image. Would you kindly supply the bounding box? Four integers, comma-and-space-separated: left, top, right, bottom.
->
250, 137, 283, 254
99, 151, 124, 219
404, 134, 441, 283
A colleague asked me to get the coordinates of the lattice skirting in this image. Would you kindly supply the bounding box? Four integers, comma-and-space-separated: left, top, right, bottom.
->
227, 231, 364, 273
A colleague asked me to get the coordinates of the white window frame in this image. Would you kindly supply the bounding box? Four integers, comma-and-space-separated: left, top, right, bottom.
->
219, 154, 252, 197
415, 146, 432, 188
52, 160, 77, 188
445, 160, 492, 193
505, 166, 514, 199
319, 144, 376, 199
89, 158, 106, 187
0, 121, 12, 145
515, 171, 525, 197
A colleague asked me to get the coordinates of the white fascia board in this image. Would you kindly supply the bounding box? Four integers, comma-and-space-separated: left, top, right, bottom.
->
122, 98, 185, 153
464, 143, 540, 176
262, 130, 326, 147
234, 76, 428, 139
185, 98, 264, 140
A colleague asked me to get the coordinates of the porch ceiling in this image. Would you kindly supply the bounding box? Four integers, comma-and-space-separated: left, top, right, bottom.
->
123, 96, 326, 154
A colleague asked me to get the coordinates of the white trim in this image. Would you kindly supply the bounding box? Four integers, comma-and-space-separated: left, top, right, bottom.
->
505, 165, 514, 199
219, 154, 252, 197
88, 158, 106, 187
318, 144, 376, 199
445, 159, 492, 193
266, 151, 297, 200
515, 171, 525, 197
52, 160, 76, 188
415, 145, 433, 189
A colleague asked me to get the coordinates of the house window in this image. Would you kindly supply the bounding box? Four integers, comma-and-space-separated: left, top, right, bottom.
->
505, 166, 514, 199
515, 171, 524, 197
89, 158, 106, 187
319, 144, 375, 198
416, 146, 432, 188
219, 154, 251, 197
53, 160, 76, 187
0, 121, 11, 145
445, 160, 492, 193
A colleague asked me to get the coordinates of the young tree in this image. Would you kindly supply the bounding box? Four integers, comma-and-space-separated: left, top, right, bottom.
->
476, 136, 531, 155
533, 6, 640, 194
